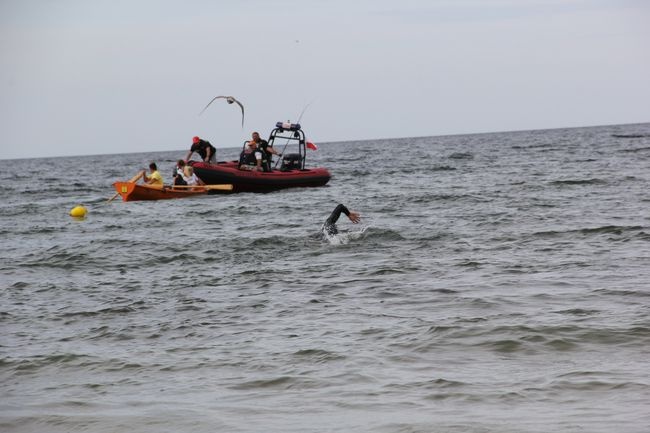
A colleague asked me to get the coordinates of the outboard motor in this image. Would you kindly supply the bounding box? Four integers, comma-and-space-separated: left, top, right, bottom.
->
281, 153, 303, 171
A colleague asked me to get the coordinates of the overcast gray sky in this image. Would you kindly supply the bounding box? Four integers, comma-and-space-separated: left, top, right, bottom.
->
1, 0, 648, 159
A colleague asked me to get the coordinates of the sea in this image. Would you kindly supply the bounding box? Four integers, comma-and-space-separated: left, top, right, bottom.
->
1, 123, 649, 433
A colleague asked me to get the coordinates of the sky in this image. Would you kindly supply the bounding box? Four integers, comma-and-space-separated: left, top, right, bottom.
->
1, 0, 649, 159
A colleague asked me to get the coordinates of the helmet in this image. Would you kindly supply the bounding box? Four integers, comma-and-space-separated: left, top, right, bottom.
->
192, 136, 200, 144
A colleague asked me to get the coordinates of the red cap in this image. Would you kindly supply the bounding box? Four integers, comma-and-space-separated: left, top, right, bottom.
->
192, 136, 200, 144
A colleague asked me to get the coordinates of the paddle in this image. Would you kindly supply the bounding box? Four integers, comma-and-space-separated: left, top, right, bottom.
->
107, 171, 144, 202
172, 184, 233, 191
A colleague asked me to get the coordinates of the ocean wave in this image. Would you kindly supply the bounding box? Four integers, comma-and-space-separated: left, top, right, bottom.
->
5, 226, 61, 236
546, 379, 650, 392
410, 192, 492, 203
57, 301, 146, 319
4, 354, 159, 378
245, 234, 311, 249
144, 252, 200, 265
358, 227, 404, 241
552, 308, 601, 316
364, 265, 422, 276
376, 164, 457, 176
550, 178, 607, 186
0, 203, 47, 217
228, 375, 322, 390
477, 339, 528, 353
291, 348, 346, 363
448, 152, 474, 160
550, 372, 650, 393
456, 260, 484, 268
314, 226, 405, 246
543, 338, 578, 351
593, 288, 650, 298
429, 324, 650, 355
431, 165, 457, 171
349, 169, 373, 177
18, 250, 105, 270
386, 378, 467, 391
7, 353, 95, 372
20, 186, 93, 195
612, 133, 650, 138
530, 225, 646, 240
511, 142, 560, 150
619, 146, 650, 153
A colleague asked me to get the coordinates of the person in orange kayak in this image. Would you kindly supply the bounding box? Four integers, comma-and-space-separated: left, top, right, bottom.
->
182, 166, 204, 187
142, 162, 163, 186
172, 159, 187, 186
185, 136, 216, 163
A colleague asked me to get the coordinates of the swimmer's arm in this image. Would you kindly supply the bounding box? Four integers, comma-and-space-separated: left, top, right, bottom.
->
347, 211, 361, 224
326, 204, 360, 225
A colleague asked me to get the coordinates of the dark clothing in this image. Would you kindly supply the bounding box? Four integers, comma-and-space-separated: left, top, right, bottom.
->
257, 139, 269, 151
280, 153, 302, 171
191, 139, 216, 162
172, 167, 187, 185
173, 174, 187, 186
238, 148, 260, 168
257, 139, 274, 171
323, 204, 350, 236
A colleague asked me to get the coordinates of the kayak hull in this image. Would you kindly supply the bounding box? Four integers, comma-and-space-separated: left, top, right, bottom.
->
112, 182, 210, 202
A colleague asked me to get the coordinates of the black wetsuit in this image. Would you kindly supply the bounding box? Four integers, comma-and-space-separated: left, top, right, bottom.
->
323, 204, 351, 236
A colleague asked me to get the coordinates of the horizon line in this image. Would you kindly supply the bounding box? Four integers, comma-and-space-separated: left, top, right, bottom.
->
1, 120, 648, 162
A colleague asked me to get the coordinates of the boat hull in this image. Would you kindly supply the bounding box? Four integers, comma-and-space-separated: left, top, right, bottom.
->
113, 182, 209, 201
190, 161, 331, 193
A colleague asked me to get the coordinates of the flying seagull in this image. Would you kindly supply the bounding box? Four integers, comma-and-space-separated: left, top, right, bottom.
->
199, 95, 245, 128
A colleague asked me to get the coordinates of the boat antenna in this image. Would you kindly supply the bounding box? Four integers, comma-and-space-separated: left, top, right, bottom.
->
296, 99, 314, 124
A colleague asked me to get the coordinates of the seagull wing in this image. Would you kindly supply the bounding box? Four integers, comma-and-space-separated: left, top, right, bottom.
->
199, 95, 228, 116
231, 97, 245, 128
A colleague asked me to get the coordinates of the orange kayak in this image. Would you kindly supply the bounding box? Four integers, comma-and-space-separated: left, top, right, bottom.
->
112, 182, 232, 202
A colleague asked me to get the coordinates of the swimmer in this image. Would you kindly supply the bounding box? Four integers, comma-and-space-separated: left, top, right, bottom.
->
322, 204, 361, 236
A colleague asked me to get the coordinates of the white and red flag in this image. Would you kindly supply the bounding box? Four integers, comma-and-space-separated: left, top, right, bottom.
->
306, 140, 318, 151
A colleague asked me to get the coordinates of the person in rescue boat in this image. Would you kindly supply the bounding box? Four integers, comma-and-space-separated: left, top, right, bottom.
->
250, 131, 281, 171
238, 138, 263, 171
185, 136, 216, 163
322, 204, 361, 236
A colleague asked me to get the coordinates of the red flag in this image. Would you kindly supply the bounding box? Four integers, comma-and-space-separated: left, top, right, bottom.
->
306, 140, 318, 151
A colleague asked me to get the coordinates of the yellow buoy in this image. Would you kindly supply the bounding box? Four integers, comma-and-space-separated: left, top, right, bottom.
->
69, 205, 87, 218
